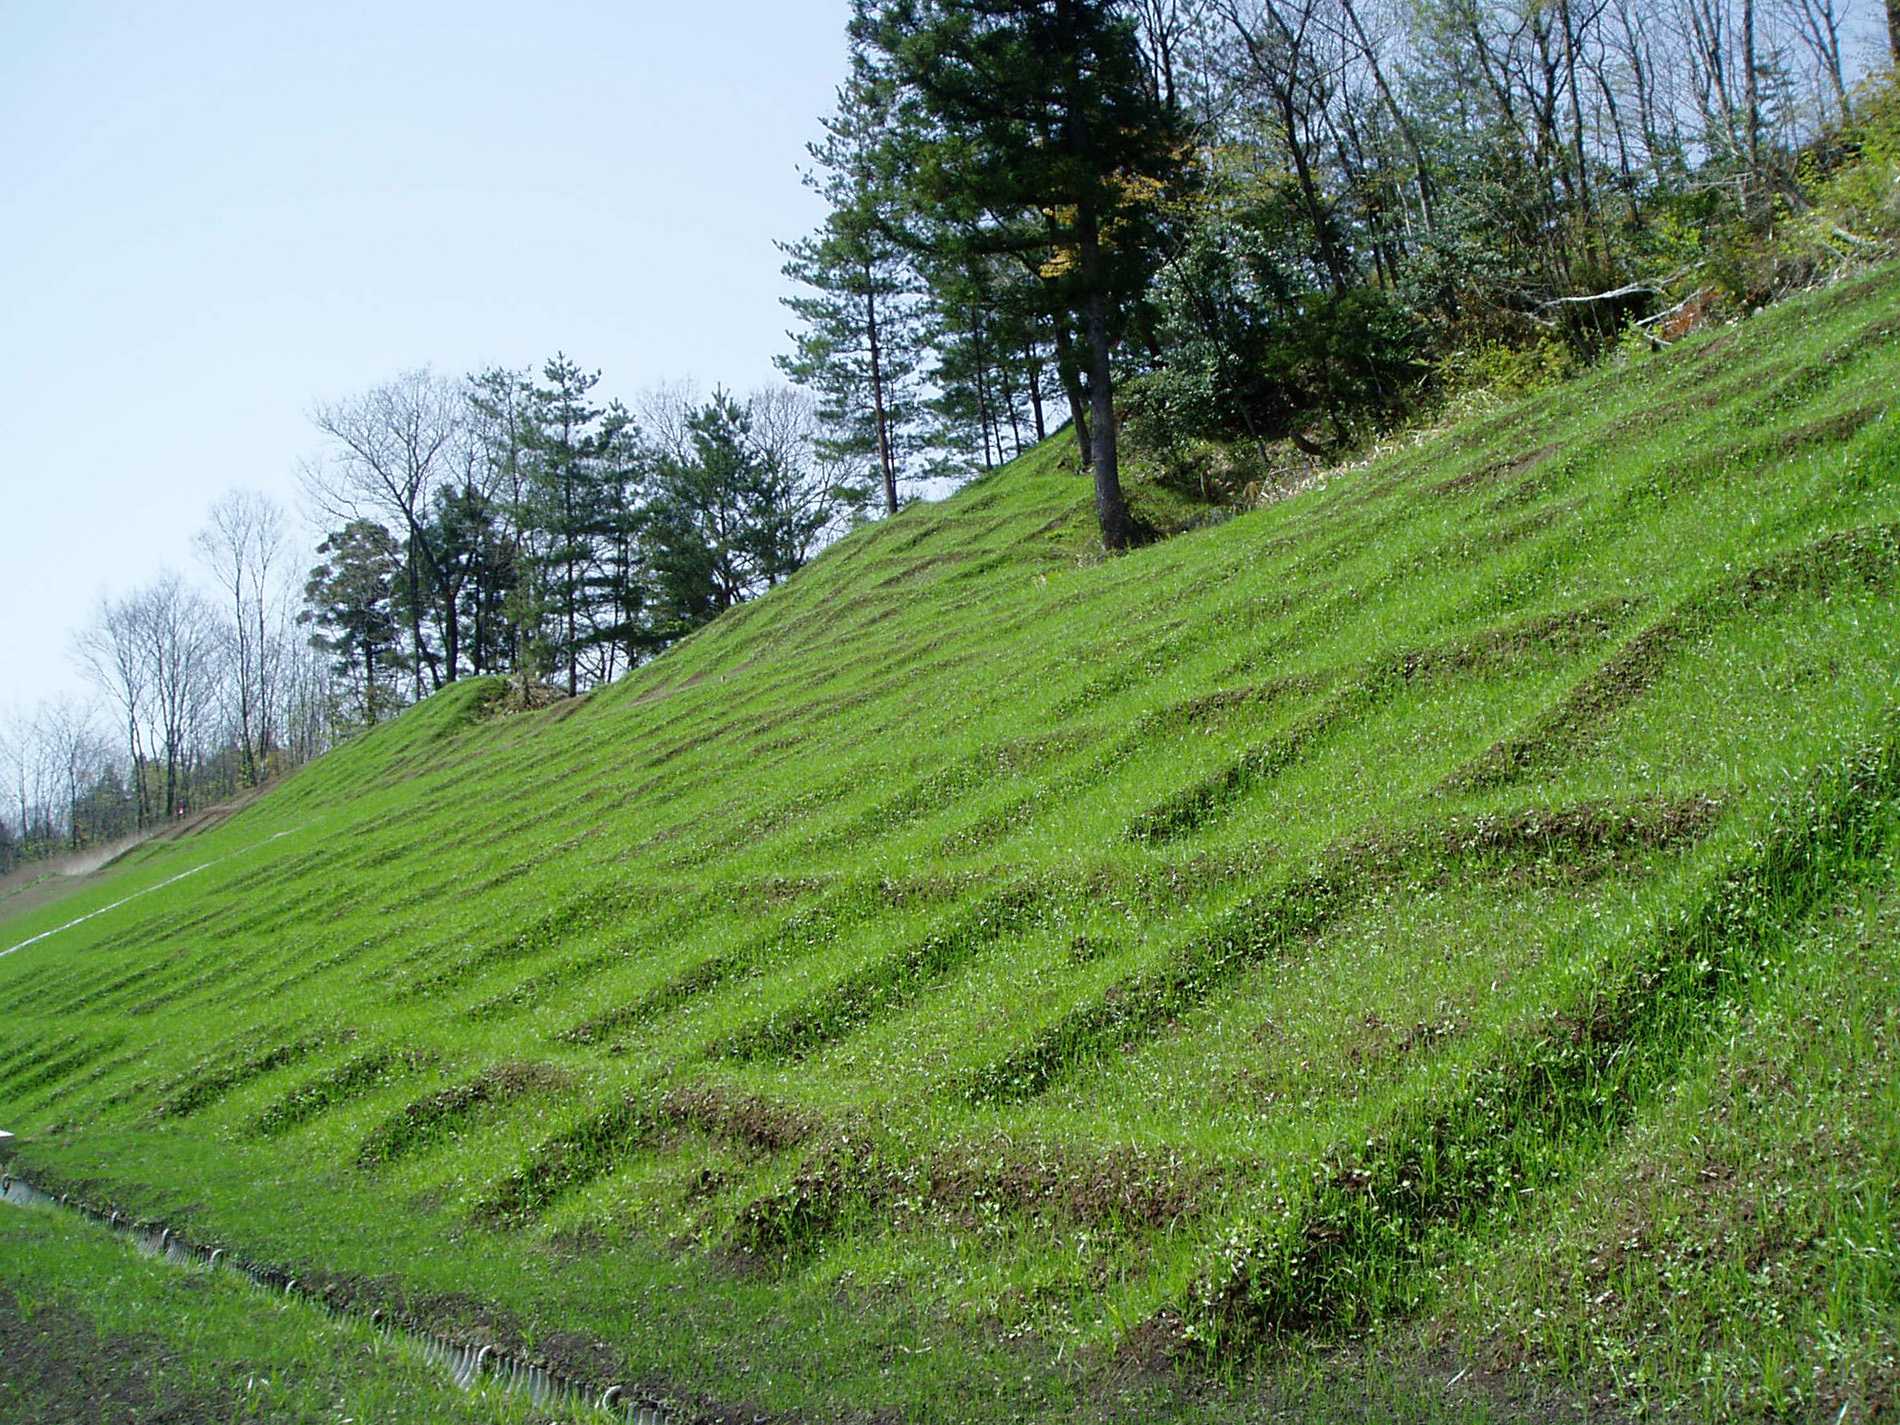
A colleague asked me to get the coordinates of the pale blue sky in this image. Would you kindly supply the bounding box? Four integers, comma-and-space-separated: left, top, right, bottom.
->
1, 0, 850, 704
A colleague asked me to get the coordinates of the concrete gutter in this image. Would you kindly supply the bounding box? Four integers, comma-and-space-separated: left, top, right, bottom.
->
0, 1165, 670, 1423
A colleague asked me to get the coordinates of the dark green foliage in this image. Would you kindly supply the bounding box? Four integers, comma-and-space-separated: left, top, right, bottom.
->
851, 0, 1188, 546
518, 355, 642, 696
643, 389, 853, 642
300, 520, 406, 726
778, 56, 928, 515
1135, 171, 1429, 459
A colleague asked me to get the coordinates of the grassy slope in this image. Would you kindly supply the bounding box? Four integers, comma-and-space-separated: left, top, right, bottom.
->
0, 1198, 601, 1424
1454, 823, 1900, 1420
2, 268, 1898, 1422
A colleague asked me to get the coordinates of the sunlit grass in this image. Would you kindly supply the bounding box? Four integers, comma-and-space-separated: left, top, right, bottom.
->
2, 267, 1898, 1422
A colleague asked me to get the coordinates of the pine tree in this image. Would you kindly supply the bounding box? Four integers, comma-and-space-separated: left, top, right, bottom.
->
520, 355, 634, 696
300, 520, 406, 727
574, 432, 648, 683
427, 482, 516, 678
466, 366, 537, 674
642, 390, 759, 639
778, 55, 926, 516
853, 0, 1185, 548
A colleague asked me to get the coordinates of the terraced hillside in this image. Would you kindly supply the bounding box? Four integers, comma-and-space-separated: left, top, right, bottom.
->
4, 270, 1900, 1422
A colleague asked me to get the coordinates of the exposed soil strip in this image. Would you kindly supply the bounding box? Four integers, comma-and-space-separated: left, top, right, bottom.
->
385, 881, 671, 1002
474, 1082, 816, 1226
558, 881, 940, 1049
1445, 522, 1900, 791
150, 1027, 352, 1121
725, 1133, 1227, 1268
711, 883, 1052, 1062
973, 794, 1723, 1106
1127, 602, 1633, 843
357, 1062, 572, 1171
1180, 723, 1899, 1345
247, 1048, 437, 1139
0, 1288, 240, 1424
4, 1038, 126, 1104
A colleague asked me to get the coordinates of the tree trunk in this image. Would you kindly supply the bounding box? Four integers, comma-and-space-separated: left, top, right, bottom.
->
406, 552, 424, 703
1025, 335, 1047, 443
253, 595, 274, 773
1279, 84, 1350, 296
996, 347, 1023, 460
443, 581, 460, 688
1742, 0, 1763, 210
1084, 287, 1133, 548
864, 277, 899, 515
1889, 0, 1899, 65
414, 624, 443, 693
1558, 0, 1601, 260
1077, 198, 1134, 550
969, 304, 999, 471
564, 475, 578, 699
1050, 319, 1092, 470
128, 720, 147, 830
1340, 0, 1437, 236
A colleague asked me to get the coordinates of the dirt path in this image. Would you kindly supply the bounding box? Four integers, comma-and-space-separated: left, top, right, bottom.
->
0, 787, 271, 927
0, 827, 301, 962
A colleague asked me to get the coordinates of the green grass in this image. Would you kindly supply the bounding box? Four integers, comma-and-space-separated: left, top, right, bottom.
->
1447, 820, 1900, 1421
3, 268, 1899, 1422
0, 1195, 602, 1423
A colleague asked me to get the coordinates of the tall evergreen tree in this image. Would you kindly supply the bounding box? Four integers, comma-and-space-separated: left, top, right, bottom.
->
778, 55, 927, 516
640, 388, 856, 644
575, 434, 649, 683
425, 481, 515, 678
301, 520, 405, 727
853, 0, 1187, 548
642, 390, 761, 640
521, 356, 634, 697
466, 365, 537, 673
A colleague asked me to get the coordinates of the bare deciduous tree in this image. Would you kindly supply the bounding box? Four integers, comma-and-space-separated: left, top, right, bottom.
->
747, 384, 868, 569
75, 594, 153, 829
137, 572, 221, 820
303, 370, 463, 700
1781, 0, 1853, 121
194, 489, 288, 788
35, 697, 104, 852
635, 379, 706, 471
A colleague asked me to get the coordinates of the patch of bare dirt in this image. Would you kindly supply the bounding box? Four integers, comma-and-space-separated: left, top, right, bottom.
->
0, 1290, 238, 1424
1430, 442, 1558, 496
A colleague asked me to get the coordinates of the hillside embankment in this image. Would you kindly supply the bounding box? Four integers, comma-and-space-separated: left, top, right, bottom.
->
3, 268, 1899, 1423
0, 788, 271, 927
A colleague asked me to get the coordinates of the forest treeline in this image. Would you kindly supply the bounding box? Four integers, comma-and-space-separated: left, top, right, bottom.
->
3, 493, 329, 871
787, 0, 1897, 544
1, 373, 869, 871
5, 0, 1895, 870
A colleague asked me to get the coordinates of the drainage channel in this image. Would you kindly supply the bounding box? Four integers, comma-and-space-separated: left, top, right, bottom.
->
0, 1167, 671, 1424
